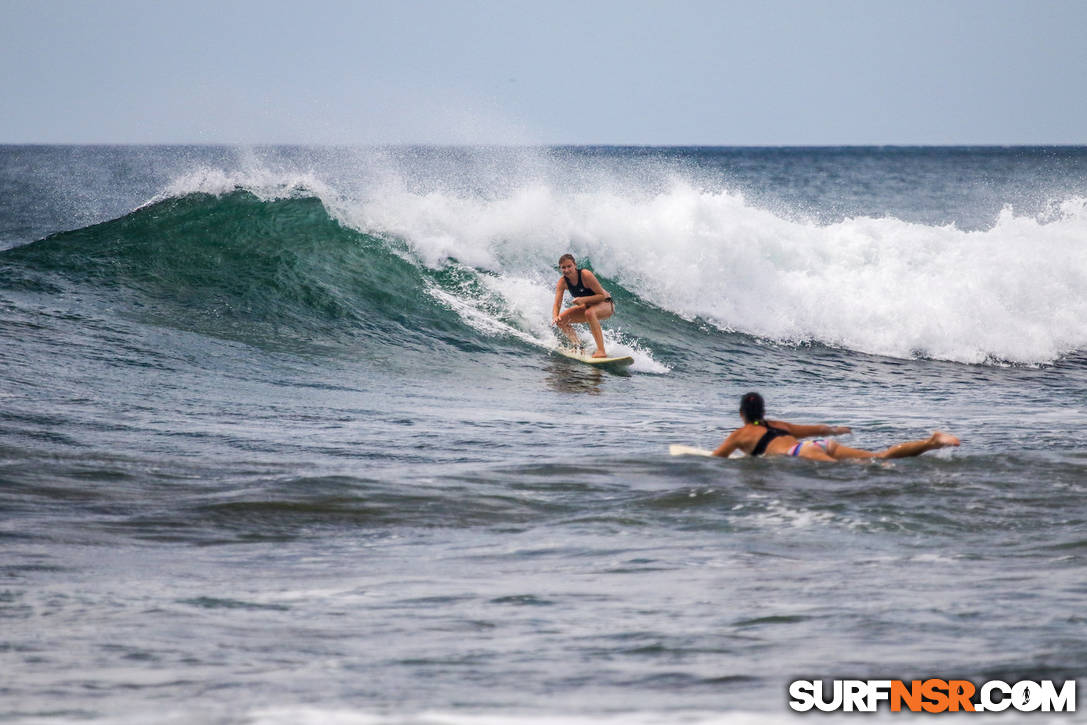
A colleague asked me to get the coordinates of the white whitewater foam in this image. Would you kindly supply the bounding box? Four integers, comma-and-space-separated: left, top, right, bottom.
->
144, 164, 338, 208
426, 272, 669, 373
154, 161, 1087, 365
353, 179, 1087, 365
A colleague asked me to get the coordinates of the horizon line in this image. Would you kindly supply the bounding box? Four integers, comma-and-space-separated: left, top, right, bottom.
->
2, 141, 1086, 149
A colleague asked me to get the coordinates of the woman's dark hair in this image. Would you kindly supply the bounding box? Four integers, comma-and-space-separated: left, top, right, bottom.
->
558, 253, 576, 266
739, 392, 765, 423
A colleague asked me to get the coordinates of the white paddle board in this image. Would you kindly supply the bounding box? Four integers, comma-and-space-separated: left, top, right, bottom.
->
669, 444, 744, 458
554, 347, 634, 368
669, 444, 716, 457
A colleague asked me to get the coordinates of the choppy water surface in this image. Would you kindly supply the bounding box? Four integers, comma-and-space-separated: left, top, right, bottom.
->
1, 145, 1085, 723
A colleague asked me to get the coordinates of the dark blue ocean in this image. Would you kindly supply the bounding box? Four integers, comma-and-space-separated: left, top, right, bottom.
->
1, 146, 1085, 724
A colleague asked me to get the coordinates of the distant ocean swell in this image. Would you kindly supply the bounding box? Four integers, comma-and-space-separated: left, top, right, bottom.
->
3, 172, 1086, 366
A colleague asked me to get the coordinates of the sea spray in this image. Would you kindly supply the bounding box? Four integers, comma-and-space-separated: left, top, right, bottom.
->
3, 146, 1087, 723
21, 146, 1085, 366
347, 175, 1087, 364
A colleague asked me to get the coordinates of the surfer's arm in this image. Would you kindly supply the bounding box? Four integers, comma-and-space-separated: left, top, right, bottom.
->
771, 420, 851, 438
711, 430, 743, 458
552, 280, 567, 321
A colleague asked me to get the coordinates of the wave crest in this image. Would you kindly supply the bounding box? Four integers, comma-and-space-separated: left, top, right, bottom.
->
350, 177, 1087, 365
7, 159, 1085, 367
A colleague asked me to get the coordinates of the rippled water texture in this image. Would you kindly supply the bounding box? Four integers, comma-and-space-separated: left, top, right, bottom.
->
1, 146, 1085, 723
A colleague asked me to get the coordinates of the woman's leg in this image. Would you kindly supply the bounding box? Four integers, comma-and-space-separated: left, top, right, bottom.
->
793, 443, 837, 461
875, 431, 960, 459
556, 306, 587, 348
584, 302, 613, 357
794, 432, 959, 461
825, 439, 879, 460
822, 433, 959, 460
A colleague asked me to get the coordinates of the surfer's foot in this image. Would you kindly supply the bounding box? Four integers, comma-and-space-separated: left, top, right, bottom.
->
592, 350, 607, 358
930, 431, 960, 448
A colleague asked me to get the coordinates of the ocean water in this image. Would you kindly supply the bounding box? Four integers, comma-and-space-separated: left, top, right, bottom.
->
1, 145, 1085, 724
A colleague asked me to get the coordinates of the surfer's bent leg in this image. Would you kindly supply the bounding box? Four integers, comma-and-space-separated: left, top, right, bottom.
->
557, 306, 586, 348
584, 302, 613, 358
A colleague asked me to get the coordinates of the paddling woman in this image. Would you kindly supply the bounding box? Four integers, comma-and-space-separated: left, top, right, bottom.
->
713, 392, 960, 460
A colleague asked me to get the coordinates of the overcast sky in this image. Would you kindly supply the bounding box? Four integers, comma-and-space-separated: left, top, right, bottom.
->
2, 0, 1085, 145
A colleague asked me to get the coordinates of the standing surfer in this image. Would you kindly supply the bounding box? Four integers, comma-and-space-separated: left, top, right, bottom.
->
551, 254, 614, 358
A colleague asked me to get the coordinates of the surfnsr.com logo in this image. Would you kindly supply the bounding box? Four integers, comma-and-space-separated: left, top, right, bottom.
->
789, 679, 1077, 713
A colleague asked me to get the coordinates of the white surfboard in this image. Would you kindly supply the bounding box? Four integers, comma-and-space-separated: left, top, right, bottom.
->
669, 444, 744, 458
554, 347, 634, 368
669, 444, 716, 457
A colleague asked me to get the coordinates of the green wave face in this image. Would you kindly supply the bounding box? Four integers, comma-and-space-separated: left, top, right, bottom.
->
0, 191, 500, 355
0, 189, 710, 367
